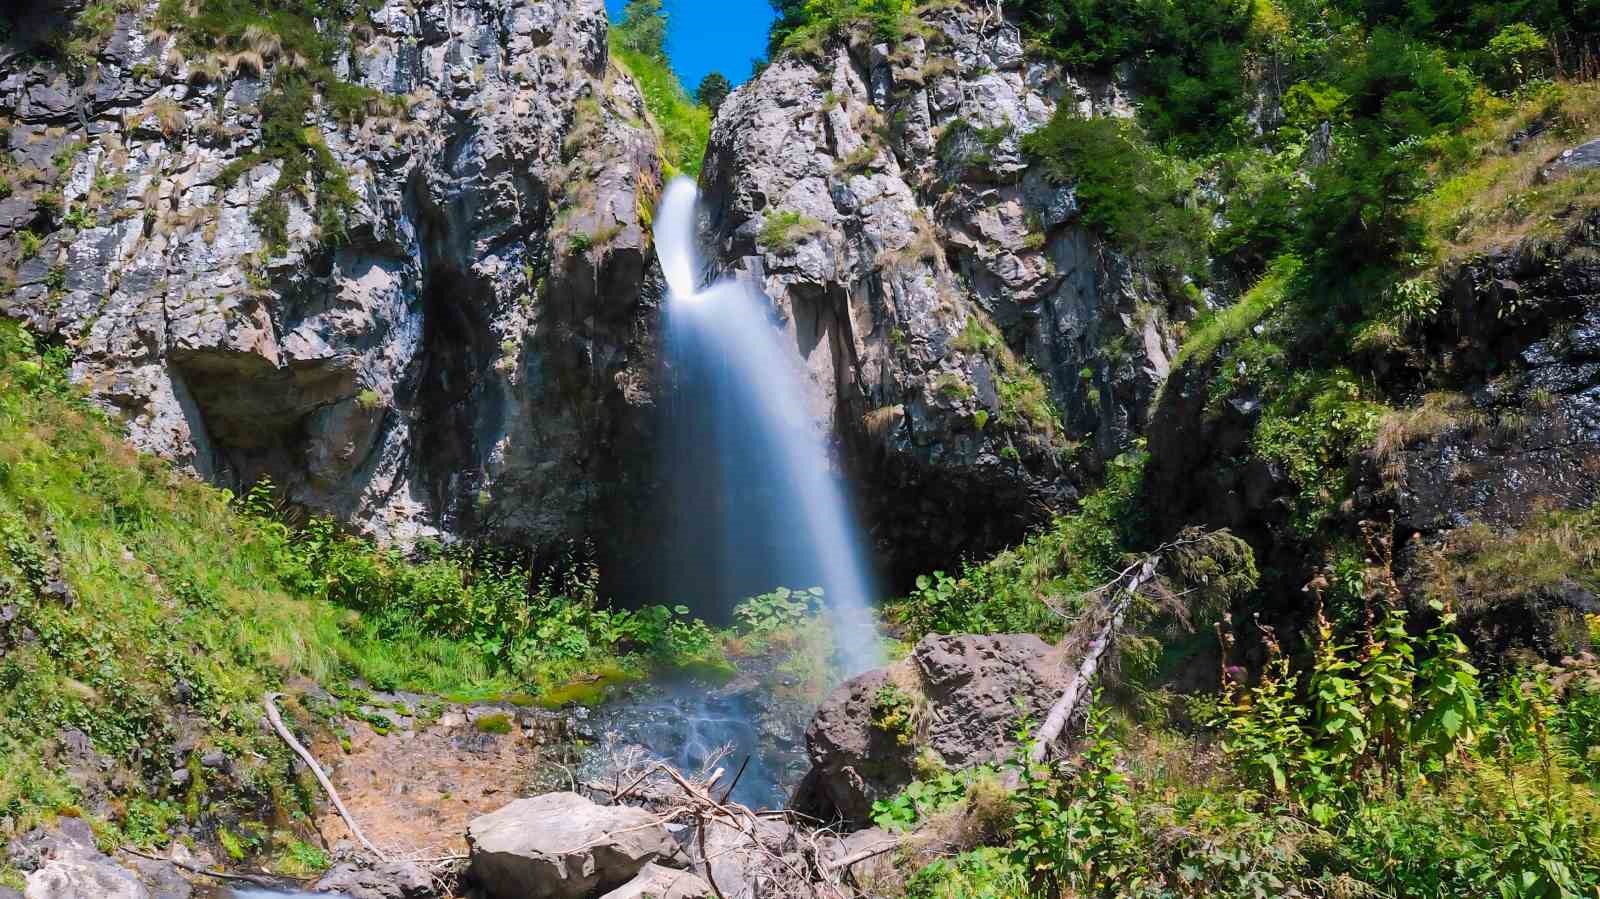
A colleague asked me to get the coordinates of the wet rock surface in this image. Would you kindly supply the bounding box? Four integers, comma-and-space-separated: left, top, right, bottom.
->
796, 633, 1068, 824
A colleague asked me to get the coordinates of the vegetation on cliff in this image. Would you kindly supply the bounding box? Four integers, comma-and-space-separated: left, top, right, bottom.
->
0, 321, 726, 872
610, 0, 712, 177
792, 0, 1600, 895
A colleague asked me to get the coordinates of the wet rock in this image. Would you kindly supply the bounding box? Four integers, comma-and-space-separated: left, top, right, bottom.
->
313, 859, 435, 899
466, 792, 677, 899
598, 863, 713, 899
796, 634, 1069, 824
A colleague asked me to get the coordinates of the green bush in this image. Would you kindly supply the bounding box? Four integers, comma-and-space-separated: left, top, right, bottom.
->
890, 449, 1148, 637
1021, 114, 1208, 278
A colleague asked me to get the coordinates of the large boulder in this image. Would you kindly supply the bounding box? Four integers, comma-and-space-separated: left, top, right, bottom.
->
466, 793, 678, 899
795, 634, 1069, 824
598, 863, 713, 899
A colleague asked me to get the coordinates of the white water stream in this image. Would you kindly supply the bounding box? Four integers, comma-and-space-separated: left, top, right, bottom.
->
654, 176, 882, 675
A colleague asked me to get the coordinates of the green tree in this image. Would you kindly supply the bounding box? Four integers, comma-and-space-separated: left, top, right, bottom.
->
695, 71, 731, 111
614, 0, 668, 61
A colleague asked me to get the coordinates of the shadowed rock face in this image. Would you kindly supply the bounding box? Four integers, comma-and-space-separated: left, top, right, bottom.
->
0, 0, 662, 551
699, 7, 1178, 583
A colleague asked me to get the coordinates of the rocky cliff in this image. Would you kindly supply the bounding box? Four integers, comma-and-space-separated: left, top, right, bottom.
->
1, 0, 661, 552
1, 0, 1190, 587
702, 11, 1176, 581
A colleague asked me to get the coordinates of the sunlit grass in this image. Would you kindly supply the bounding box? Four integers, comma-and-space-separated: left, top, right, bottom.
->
1420, 80, 1600, 262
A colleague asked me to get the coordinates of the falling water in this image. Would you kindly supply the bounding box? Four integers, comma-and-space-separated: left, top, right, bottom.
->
654, 177, 882, 677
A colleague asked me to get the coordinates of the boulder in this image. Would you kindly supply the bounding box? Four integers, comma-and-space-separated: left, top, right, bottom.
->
313, 859, 435, 899
685, 818, 795, 899
467, 793, 677, 899
796, 634, 1069, 824
597, 863, 713, 899
1540, 138, 1600, 182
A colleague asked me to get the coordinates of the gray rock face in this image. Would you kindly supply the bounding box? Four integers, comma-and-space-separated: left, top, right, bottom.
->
796, 633, 1067, 823
7, 819, 187, 899
0, 0, 661, 552
598, 863, 712, 899
313, 859, 435, 899
1540, 138, 1600, 182
701, 7, 1174, 579
467, 792, 677, 899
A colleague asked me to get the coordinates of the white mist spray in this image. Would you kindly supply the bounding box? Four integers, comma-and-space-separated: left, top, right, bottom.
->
654, 177, 881, 675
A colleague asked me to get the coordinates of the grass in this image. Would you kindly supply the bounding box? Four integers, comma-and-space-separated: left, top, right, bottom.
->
0, 322, 519, 842
757, 209, 827, 254
473, 713, 513, 735
1420, 507, 1600, 618
1418, 81, 1600, 265
950, 314, 1061, 433
609, 39, 711, 179
1174, 255, 1299, 370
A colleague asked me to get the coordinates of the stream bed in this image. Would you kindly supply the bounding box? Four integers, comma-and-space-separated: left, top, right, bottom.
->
574, 664, 814, 810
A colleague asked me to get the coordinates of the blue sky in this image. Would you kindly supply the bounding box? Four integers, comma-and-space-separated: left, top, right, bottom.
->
604, 0, 776, 89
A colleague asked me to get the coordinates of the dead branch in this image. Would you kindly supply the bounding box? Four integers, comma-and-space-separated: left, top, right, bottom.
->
263, 692, 387, 861
118, 846, 303, 886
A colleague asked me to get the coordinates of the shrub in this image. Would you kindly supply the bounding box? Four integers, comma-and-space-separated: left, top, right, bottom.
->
1022, 113, 1208, 277
756, 209, 826, 253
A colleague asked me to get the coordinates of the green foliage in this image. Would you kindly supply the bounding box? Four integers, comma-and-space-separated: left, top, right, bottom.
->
1175, 255, 1299, 370
767, 0, 917, 58
695, 71, 732, 111
891, 449, 1148, 636
240, 490, 725, 687
610, 37, 711, 178
734, 586, 824, 634
1250, 371, 1387, 534
1012, 704, 1148, 893
473, 712, 513, 735
613, 0, 667, 60
904, 847, 1030, 898
17, 231, 42, 260
756, 209, 826, 253
1021, 114, 1208, 277
871, 766, 988, 831
870, 683, 917, 747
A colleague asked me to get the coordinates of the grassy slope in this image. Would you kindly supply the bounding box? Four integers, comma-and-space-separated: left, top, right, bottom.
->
0, 322, 518, 860
609, 38, 711, 179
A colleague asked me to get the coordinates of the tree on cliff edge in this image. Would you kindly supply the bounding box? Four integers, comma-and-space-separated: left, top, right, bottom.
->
695, 72, 731, 111
615, 0, 668, 61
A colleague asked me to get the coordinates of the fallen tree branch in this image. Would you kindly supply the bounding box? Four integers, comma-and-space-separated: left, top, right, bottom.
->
822, 838, 900, 871
118, 846, 303, 886
263, 692, 387, 861
1029, 554, 1157, 763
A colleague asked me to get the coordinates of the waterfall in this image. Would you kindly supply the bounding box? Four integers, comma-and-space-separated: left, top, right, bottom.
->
653, 177, 882, 676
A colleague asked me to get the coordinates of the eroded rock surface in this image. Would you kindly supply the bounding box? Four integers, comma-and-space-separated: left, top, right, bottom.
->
8, 818, 188, 899
0, 0, 661, 553
598, 863, 713, 899
701, 8, 1176, 579
796, 633, 1067, 823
